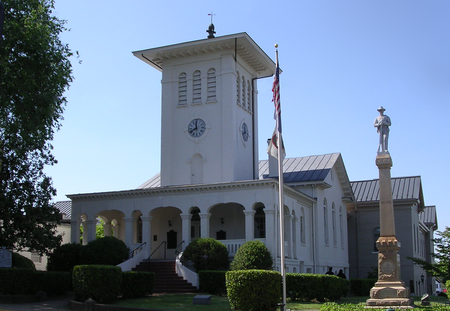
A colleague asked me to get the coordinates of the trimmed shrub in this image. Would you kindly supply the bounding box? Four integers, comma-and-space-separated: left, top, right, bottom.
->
121, 271, 154, 299
349, 279, 376, 296
72, 265, 122, 303
181, 238, 229, 272
12, 252, 36, 270
198, 270, 227, 295
47, 243, 83, 272
31, 271, 71, 295
0, 268, 34, 295
286, 273, 349, 302
230, 240, 272, 271
80, 237, 129, 266
226, 270, 281, 311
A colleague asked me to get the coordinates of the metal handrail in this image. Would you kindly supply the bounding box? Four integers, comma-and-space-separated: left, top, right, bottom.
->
174, 240, 185, 257
136, 241, 166, 272
129, 241, 147, 259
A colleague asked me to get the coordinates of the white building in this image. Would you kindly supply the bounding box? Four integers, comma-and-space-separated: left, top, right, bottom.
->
68, 32, 351, 275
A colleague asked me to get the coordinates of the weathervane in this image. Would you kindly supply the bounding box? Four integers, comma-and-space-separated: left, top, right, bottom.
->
206, 11, 216, 39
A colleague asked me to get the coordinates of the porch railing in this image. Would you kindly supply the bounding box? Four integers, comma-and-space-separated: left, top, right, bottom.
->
221, 239, 245, 257
128, 241, 146, 259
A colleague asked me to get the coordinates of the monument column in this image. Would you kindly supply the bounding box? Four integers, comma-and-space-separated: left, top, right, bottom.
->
367, 107, 413, 308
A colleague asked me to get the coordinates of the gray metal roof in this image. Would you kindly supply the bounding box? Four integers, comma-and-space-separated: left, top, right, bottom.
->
55, 200, 72, 219
420, 205, 438, 230
138, 153, 352, 197
351, 176, 423, 204
259, 153, 340, 183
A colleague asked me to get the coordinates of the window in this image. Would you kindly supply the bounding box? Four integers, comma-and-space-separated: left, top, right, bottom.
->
178, 73, 187, 106
191, 154, 203, 184
300, 208, 305, 244
324, 198, 329, 245
339, 206, 344, 248
137, 217, 143, 243
373, 227, 380, 252
254, 206, 266, 238
31, 252, 42, 263
332, 203, 337, 246
207, 68, 216, 102
193, 70, 201, 104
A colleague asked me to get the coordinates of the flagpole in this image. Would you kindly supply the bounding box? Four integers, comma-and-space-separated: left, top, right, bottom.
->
274, 45, 287, 311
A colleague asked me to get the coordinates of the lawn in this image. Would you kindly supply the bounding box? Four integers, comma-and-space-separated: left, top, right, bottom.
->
114, 294, 449, 311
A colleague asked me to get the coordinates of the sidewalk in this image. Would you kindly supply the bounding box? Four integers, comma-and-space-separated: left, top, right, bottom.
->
0, 293, 73, 311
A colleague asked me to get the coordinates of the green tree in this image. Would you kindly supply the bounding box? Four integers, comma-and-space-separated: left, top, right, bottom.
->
0, 0, 73, 255
409, 226, 450, 282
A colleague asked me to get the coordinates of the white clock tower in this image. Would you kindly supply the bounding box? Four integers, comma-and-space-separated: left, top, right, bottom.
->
134, 32, 275, 187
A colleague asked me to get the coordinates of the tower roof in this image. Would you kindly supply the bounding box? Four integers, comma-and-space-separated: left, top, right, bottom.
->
133, 32, 276, 77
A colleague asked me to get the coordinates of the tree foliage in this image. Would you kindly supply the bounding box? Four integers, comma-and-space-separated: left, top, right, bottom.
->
409, 226, 450, 282
0, 0, 73, 254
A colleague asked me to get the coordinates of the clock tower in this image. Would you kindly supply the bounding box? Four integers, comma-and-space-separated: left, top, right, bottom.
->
133, 33, 275, 186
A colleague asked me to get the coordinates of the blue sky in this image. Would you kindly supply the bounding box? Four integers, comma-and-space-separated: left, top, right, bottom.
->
47, 1, 449, 231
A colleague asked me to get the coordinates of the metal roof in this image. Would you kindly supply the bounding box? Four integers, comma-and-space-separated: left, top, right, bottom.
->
138, 153, 352, 197
420, 205, 438, 230
351, 176, 423, 204
259, 153, 340, 183
55, 200, 72, 219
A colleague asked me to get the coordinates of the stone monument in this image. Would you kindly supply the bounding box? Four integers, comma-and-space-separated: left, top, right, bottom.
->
366, 107, 414, 308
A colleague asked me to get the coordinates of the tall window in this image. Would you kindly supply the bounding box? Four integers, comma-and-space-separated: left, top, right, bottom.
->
324, 198, 329, 245
332, 203, 337, 247
254, 206, 266, 238
193, 70, 201, 104
300, 208, 305, 244
339, 206, 344, 248
178, 72, 187, 106
207, 68, 216, 102
191, 154, 203, 184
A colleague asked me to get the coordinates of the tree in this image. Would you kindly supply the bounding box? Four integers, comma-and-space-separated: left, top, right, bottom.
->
230, 240, 273, 271
0, 0, 73, 255
409, 226, 450, 282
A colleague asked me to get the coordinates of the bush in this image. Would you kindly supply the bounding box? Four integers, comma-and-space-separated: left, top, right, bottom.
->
226, 270, 281, 311
47, 243, 83, 272
198, 270, 227, 295
230, 240, 272, 271
349, 279, 376, 296
286, 273, 349, 302
121, 271, 154, 299
0, 268, 34, 295
80, 237, 129, 266
72, 265, 122, 303
31, 271, 71, 295
12, 252, 36, 270
181, 238, 229, 272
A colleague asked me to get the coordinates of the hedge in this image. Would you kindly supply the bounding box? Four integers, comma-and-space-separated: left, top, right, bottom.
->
0, 268, 34, 295
349, 279, 376, 296
181, 238, 229, 272
73, 265, 122, 303
198, 270, 227, 295
226, 270, 281, 311
230, 240, 273, 271
121, 271, 154, 299
286, 273, 349, 302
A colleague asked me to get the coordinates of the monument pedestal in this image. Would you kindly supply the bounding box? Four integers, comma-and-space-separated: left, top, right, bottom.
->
366, 153, 414, 309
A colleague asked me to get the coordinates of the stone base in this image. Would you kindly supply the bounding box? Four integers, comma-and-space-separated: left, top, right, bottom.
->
193, 295, 211, 305
366, 282, 414, 309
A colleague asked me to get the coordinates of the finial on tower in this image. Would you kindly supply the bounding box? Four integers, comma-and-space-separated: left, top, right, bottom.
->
207, 12, 216, 39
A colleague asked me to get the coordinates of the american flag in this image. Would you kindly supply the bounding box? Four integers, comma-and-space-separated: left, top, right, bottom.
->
272, 59, 282, 134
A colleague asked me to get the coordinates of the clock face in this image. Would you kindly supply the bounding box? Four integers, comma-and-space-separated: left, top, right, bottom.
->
241, 123, 249, 142
188, 118, 206, 137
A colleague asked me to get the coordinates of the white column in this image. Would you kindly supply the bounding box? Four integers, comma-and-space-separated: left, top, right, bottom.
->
124, 217, 135, 248
103, 222, 112, 237
85, 219, 97, 244
265, 208, 276, 260
244, 210, 256, 241
181, 214, 191, 250
71, 217, 81, 244
141, 216, 152, 258
199, 213, 211, 238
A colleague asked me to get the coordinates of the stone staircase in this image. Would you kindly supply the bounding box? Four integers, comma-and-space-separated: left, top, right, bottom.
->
133, 260, 197, 293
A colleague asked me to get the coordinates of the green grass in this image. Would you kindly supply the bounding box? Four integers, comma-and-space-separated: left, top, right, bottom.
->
113, 294, 450, 311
